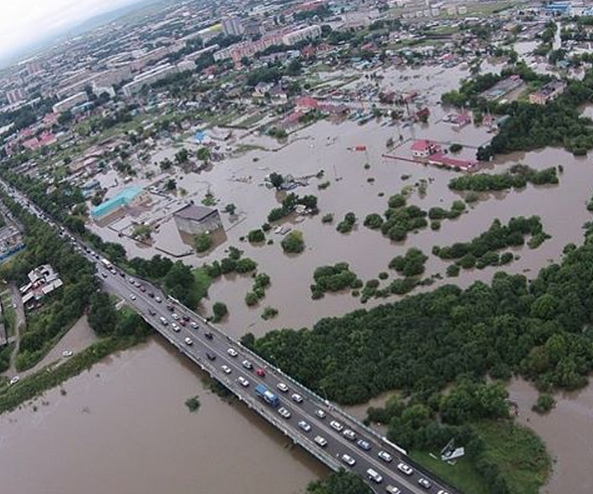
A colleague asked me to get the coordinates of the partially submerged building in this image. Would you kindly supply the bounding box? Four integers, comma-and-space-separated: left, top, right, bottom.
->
173, 204, 222, 235
91, 186, 150, 220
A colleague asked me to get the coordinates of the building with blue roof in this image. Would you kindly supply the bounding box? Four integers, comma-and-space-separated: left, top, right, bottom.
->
91, 186, 149, 219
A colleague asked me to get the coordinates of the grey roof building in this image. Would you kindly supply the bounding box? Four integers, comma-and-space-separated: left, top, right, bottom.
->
173, 204, 222, 235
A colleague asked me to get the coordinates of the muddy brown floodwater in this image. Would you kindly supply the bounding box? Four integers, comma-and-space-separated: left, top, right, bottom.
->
0, 338, 326, 494
507, 378, 593, 494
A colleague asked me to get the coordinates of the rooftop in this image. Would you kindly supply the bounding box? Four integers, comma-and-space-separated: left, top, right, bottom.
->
174, 204, 218, 222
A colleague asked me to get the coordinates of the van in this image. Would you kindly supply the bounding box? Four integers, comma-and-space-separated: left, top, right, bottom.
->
366, 468, 383, 484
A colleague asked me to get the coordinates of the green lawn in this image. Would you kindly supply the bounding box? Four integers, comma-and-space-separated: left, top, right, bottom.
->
474, 420, 551, 494
192, 268, 212, 302
411, 419, 551, 494
410, 450, 490, 494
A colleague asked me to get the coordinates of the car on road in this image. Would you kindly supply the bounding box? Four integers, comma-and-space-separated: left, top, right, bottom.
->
315, 409, 326, 419
418, 478, 432, 489
298, 420, 311, 432
206, 352, 216, 361
314, 435, 327, 447
134, 281, 141, 288
129, 294, 136, 301
343, 429, 356, 441
278, 407, 291, 419
238, 376, 250, 387
242, 359, 253, 370
256, 368, 265, 377
204, 332, 213, 340
341, 454, 356, 466
437, 491, 450, 494
179, 319, 187, 326
277, 382, 289, 393
139, 285, 146, 292
397, 462, 414, 476
155, 296, 162, 303
190, 321, 198, 329
378, 451, 393, 463
101, 272, 107, 278
166, 304, 173, 311
330, 420, 343, 432
227, 348, 238, 357
172, 323, 180, 332
9, 376, 19, 385
128, 278, 135, 284
366, 468, 383, 484
62, 350, 73, 358
172, 313, 180, 320
291, 393, 303, 403
149, 309, 156, 316
386, 486, 401, 494
184, 337, 193, 346
221, 365, 231, 374
357, 439, 371, 451
159, 316, 168, 325
147, 292, 154, 298
182, 315, 190, 322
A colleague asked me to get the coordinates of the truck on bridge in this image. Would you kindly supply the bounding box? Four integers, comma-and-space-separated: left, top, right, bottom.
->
255, 384, 279, 407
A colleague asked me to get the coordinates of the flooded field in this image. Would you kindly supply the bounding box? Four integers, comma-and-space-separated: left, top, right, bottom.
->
508, 378, 593, 494
0, 338, 325, 494
87, 65, 593, 339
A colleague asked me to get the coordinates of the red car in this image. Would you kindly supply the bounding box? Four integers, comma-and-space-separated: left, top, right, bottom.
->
179, 319, 187, 326
256, 368, 266, 377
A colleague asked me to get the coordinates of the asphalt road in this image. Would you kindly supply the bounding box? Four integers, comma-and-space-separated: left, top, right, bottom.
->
1, 181, 459, 494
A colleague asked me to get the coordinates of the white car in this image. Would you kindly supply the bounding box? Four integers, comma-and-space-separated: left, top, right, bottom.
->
418, 478, 432, 489
242, 359, 253, 369
437, 491, 450, 494
277, 382, 289, 392
298, 420, 311, 432
386, 486, 401, 494
221, 365, 232, 374
129, 294, 136, 301
278, 407, 291, 419
341, 454, 356, 466
378, 450, 393, 463
330, 420, 343, 432
171, 323, 180, 332
190, 321, 198, 329
315, 409, 326, 419
9, 376, 19, 385
172, 313, 180, 320
343, 429, 356, 441
62, 350, 73, 358
227, 348, 238, 358
155, 296, 162, 303
291, 393, 303, 403
397, 462, 414, 476
184, 337, 193, 346
238, 376, 250, 387
314, 435, 327, 447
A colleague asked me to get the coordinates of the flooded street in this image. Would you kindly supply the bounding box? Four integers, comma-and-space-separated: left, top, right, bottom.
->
508, 379, 593, 494
0, 339, 325, 494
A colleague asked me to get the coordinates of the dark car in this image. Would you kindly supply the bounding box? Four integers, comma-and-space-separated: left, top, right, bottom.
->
256, 368, 266, 377
148, 309, 156, 316
179, 319, 187, 326
182, 315, 190, 322
147, 292, 155, 298
166, 304, 174, 312
204, 332, 213, 340
206, 352, 216, 361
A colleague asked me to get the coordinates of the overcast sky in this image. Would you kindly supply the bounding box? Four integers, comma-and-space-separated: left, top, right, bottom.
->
0, 0, 146, 61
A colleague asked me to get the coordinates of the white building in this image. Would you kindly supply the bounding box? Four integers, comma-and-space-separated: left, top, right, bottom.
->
121, 64, 178, 97
282, 25, 322, 45
222, 16, 244, 37
20, 264, 63, 306
52, 91, 89, 114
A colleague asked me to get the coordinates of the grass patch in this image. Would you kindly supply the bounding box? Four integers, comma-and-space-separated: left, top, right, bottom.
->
410, 450, 489, 494
411, 419, 550, 494
192, 268, 212, 301
474, 420, 550, 494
